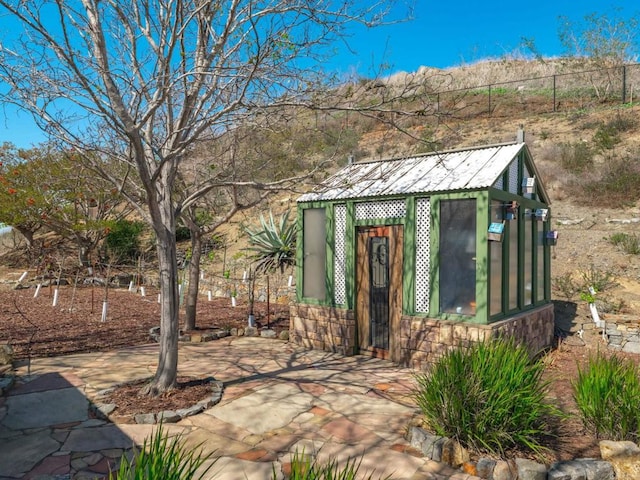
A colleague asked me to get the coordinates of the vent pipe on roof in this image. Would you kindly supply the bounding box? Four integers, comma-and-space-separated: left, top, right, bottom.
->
517, 126, 525, 143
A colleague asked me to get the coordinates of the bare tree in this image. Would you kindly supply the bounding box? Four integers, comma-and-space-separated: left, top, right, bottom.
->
0, 0, 408, 394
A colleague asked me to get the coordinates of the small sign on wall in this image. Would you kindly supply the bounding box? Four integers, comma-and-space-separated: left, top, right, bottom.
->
488, 221, 505, 242
535, 208, 549, 221
522, 177, 535, 194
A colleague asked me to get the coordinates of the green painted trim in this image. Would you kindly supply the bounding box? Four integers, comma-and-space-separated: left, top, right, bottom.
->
297, 203, 331, 306
325, 205, 336, 306
295, 207, 304, 304
545, 218, 552, 300
404, 198, 417, 316
475, 191, 490, 324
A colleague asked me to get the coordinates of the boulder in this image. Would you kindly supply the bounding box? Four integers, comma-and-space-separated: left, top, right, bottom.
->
515, 458, 547, 480
441, 438, 469, 468
0, 343, 13, 366
600, 440, 640, 480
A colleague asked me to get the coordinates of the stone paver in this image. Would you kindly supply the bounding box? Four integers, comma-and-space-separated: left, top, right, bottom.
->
0, 337, 477, 479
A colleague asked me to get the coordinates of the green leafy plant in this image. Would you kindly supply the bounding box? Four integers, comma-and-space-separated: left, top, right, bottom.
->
109, 423, 215, 479
244, 210, 296, 274
414, 339, 560, 457
579, 288, 597, 304
276, 449, 390, 480
573, 351, 640, 441
104, 219, 145, 262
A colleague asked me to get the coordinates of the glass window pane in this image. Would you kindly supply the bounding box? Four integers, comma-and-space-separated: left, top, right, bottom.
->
509, 218, 519, 310
303, 208, 326, 300
489, 201, 503, 316
439, 199, 476, 315
537, 222, 546, 302
524, 217, 533, 306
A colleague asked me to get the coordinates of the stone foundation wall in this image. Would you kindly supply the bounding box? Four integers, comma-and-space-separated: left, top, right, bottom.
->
603, 314, 640, 354
289, 303, 555, 368
401, 304, 555, 369
289, 305, 356, 355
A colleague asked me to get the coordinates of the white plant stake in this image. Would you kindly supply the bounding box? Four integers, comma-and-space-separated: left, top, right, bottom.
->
288, 275, 293, 287
34, 284, 42, 298
128, 280, 134, 292
140, 287, 146, 297
101, 301, 108, 322
207, 290, 212, 301
18, 271, 28, 283
157, 293, 161, 303
52, 288, 59, 307
231, 296, 237, 307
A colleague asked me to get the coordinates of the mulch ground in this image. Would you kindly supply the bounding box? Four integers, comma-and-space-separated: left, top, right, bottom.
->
0, 284, 289, 360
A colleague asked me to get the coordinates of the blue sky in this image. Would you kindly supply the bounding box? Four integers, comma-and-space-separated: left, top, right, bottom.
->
0, 1, 637, 149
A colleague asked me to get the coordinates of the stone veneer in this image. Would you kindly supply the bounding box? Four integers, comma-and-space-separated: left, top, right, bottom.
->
290, 303, 555, 368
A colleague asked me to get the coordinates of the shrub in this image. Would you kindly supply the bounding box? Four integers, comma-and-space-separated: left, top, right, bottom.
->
104, 220, 145, 262
598, 157, 640, 201
552, 272, 579, 300
609, 232, 640, 255
414, 339, 559, 457
578, 264, 616, 293
558, 142, 593, 173
277, 449, 390, 480
110, 423, 214, 479
573, 351, 640, 441
175, 225, 191, 242
593, 123, 620, 151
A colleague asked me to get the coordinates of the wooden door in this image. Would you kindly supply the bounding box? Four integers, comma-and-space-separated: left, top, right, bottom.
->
355, 225, 403, 361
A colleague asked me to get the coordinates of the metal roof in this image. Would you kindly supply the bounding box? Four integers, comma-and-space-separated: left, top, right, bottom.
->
298, 142, 528, 202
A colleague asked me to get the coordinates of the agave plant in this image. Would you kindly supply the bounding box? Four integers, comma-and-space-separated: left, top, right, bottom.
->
244, 210, 296, 274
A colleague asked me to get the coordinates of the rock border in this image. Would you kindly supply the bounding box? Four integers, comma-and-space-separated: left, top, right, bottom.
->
148, 326, 289, 342
91, 376, 224, 425
408, 427, 632, 480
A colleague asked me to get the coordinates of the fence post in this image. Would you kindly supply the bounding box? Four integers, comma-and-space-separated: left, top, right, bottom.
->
553, 75, 557, 112
488, 85, 491, 116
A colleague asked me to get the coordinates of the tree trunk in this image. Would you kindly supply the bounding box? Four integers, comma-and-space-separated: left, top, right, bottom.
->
15, 227, 34, 249
143, 190, 180, 396
184, 230, 202, 331
78, 243, 91, 267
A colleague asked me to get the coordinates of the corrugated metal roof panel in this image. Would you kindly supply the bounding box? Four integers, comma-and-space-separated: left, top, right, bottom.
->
298, 143, 525, 202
